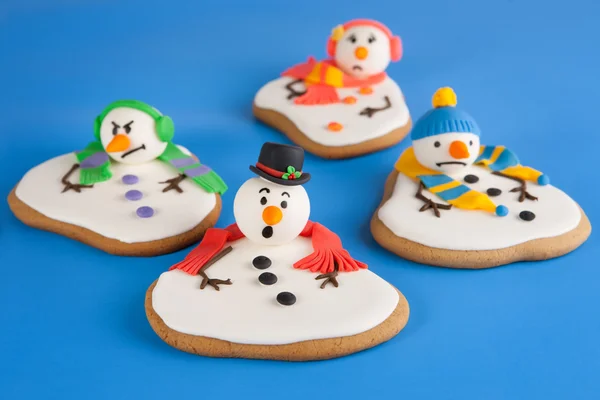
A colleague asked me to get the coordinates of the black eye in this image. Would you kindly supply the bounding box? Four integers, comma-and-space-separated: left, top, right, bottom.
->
368, 35, 376, 44
348, 34, 357, 44
124, 121, 133, 134
469, 140, 473, 146
111, 121, 119, 135
434, 141, 441, 148
260, 197, 267, 205
281, 201, 287, 209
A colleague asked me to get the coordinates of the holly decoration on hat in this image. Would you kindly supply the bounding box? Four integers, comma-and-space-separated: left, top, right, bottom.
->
282, 166, 302, 180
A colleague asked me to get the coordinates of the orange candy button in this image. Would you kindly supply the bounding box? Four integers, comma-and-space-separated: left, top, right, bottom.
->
342, 96, 357, 104
327, 122, 343, 132
359, 87, 373, 95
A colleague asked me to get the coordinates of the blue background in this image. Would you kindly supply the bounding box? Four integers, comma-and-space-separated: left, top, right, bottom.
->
1, 0, 598, 398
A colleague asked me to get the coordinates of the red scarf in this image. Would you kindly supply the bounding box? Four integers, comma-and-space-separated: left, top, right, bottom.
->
282, 57, 386, 105
170, 221, 367, 275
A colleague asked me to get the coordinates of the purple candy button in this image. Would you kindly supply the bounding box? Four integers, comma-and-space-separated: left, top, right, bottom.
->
136, 206, 154, 218
125, 190, 143, 201
122, 174, 139, 185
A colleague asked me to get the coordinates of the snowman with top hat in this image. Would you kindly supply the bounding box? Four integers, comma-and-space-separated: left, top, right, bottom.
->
148, 142, 408, 360
170, 142, 368, 292
10, 99, 227, 256
254, 19, 411, 158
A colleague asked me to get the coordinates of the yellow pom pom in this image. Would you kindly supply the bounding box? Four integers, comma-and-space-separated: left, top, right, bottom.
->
432, 87, 457, 108
331, 25, 345, 41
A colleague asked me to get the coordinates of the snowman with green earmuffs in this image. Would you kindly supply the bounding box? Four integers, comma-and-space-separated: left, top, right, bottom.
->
63, 99, 227, 195
10, 99, 228, 255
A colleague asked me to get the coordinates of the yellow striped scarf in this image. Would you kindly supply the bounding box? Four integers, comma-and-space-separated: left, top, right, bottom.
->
476, 145, 548, 184
394, 146, 548, 215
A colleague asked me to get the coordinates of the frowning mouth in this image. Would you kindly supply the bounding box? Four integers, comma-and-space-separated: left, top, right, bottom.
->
121, 144, 146, 158
262, 226, 273, 239
436, 161, 467, 167
352, 65, 363, 71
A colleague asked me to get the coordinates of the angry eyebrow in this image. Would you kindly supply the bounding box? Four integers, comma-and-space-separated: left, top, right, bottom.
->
259, 188, 270, 193
281, 192, 290, 197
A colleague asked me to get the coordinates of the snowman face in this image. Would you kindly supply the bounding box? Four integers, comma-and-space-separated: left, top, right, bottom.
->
334, 26, 391, 79
413, 133, 481, 174
99, 107, 167, 165
234, 177, 310, 246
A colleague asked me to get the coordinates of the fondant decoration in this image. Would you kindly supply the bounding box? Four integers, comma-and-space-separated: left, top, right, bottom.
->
371, 87, 591, 268
519, 211, 536, 221
253, 19, 411, 159
146, 142, 409, 361
125, 190, 143, 201
122, 174, 139, 185
276, 292, 297, 306
258, 272, 278, 285
464, 174, 479, 184
8, 100, 227, 256
136, 206, 155, 219
249, 142, 311, 186
252, 255, 271, 269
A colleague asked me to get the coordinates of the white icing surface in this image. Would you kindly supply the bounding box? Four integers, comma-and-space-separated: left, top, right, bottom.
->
378, 167, 581, 251
152, 237, 399, 345
254, 76, 410, 147
15, 150, 217, 243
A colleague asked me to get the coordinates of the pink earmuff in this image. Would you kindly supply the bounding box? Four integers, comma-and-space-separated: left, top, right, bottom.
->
326, 39, 336, 58
390, 35, 402, 62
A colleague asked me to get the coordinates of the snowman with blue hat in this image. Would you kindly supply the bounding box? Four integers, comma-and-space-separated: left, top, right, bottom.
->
9, 100, 228, 256
397, 87, 549, 217
373, 87, 590, 269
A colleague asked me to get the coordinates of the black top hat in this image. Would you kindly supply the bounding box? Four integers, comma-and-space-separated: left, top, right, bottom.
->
249, 142, 311, 186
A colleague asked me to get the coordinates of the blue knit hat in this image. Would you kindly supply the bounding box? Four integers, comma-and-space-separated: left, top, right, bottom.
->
411, 87, 481, 141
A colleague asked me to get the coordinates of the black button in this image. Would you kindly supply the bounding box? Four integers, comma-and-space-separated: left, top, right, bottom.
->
258, 272, 277, 285
262, 226, 273, 239
519, 211, 536, 221
277, 292, 296, 306
487, 188, 502, 196
464, 174, 479, 184
252, 256, 271, 270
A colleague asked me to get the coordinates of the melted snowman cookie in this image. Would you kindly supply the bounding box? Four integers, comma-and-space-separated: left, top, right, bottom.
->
371, 88, 591, 268
8, 100, 227, 256
254, 19, 411, 159
146, 142, 409, 360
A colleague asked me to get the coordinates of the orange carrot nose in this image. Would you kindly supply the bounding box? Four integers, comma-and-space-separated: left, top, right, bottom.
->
106, 134, 131, 153
355, 46, 368, 60
449, 140, 470, 159
262, 206, 283, 226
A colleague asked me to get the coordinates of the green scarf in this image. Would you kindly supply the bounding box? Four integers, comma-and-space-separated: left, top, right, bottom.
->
75, 141, 227, 195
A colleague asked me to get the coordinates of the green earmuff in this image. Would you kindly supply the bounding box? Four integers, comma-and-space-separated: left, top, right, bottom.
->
155, 114, 175, 142
93, 99, 175, 142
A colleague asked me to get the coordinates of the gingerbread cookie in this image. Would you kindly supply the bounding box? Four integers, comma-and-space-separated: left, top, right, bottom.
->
146, 142, 409, 361
8, 100, 227, 256
254, 19, 411, 159
371, 87, 591, 268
